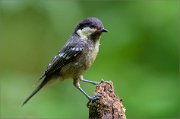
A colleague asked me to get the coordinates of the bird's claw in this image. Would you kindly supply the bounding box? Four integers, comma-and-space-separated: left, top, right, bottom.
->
92, 81, 100, 85
87, 94, 102, 107
89, 94, 102, 101
101, 79, 109, 83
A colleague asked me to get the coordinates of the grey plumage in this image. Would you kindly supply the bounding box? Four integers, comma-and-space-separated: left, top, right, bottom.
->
22, 17, 108, 106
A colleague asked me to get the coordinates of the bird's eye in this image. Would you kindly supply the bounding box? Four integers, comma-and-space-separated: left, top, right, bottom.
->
90, 25, 95, 28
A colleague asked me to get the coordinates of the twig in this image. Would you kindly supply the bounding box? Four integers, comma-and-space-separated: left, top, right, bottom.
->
88, 81, 126, 119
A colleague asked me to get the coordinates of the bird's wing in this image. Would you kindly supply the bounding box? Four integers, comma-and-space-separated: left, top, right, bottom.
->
39, 43, 84, 79
22, 42, 85, 106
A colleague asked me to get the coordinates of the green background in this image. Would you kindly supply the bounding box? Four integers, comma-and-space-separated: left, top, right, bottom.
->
0, 0, 179, 119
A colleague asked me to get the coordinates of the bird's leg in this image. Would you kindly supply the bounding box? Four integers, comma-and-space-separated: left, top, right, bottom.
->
73, 78, 101, 101
80, 76, 99, 85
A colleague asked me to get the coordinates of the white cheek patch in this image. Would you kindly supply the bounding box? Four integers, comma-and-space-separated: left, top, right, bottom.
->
77, 27, 96, 39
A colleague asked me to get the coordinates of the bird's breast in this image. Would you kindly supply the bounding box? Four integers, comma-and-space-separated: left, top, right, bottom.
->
60, 40, 100, 79
85, 41, 99, 68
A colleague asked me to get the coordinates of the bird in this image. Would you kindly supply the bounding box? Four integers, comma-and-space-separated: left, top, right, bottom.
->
22, 17, 108, 106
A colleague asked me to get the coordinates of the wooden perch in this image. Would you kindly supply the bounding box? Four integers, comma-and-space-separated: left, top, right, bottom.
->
88, 81, 126, 119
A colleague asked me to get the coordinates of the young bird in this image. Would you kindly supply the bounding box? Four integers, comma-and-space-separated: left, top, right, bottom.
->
22, 17, 108, 106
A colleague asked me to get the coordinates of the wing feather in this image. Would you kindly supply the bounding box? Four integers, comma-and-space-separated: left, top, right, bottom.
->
40, 43, 84, 78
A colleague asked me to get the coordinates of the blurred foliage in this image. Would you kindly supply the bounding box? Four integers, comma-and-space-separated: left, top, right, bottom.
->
0, 0, 179, 119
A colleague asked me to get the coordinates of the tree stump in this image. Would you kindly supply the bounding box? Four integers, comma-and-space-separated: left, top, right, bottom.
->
88, 81, 126, 119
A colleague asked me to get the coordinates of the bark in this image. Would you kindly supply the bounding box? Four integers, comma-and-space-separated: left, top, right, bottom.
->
88, 81, 126, 119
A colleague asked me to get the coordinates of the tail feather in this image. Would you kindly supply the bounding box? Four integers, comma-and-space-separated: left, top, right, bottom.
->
22, 77, 49, 106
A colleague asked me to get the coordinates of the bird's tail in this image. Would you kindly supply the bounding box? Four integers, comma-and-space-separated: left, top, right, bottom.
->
22, 77, 49, 106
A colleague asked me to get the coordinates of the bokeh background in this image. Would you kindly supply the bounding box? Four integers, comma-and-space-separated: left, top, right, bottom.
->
0, 0, 179, 119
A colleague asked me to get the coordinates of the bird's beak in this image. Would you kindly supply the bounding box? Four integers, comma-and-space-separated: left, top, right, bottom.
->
101, 28, 108, 32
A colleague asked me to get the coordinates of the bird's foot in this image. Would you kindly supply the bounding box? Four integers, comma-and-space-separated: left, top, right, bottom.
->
101, 79, 109, 83
87, 94, 102, 107
89, 94, 102, 101
91, 81, 100, 85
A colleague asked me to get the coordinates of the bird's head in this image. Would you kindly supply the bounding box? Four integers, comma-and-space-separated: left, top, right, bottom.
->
74, 17, 108, 40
